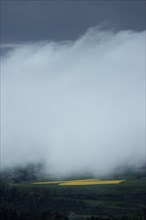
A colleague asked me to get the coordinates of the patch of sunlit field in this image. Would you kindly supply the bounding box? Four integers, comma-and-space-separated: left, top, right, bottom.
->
32, 179, 125, 186
59, 180, 125, 186
31, 181, 61, 185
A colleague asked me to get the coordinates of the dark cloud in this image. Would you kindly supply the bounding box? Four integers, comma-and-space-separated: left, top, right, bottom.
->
1, 0, 145, 43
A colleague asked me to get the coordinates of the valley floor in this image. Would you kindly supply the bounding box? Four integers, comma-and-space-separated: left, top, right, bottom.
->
0, 179, 146, 219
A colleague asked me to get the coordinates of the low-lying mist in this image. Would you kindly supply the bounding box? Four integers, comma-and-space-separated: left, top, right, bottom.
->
1, 27, 145, 179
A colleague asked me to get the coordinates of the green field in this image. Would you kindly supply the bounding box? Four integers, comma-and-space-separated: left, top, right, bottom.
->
1, 178, 146, 219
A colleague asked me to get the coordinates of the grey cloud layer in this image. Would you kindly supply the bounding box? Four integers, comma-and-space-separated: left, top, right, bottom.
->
1, 28, 145, 177
1, 1, 145, 43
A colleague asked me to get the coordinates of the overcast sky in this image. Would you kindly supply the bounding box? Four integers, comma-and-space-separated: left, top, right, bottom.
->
1, 0, 145, 44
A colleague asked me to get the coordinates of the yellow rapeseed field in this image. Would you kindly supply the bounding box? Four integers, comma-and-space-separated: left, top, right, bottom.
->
59, 180, 124, 186
32, 179, 125, 186
31, 181, 61, 185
